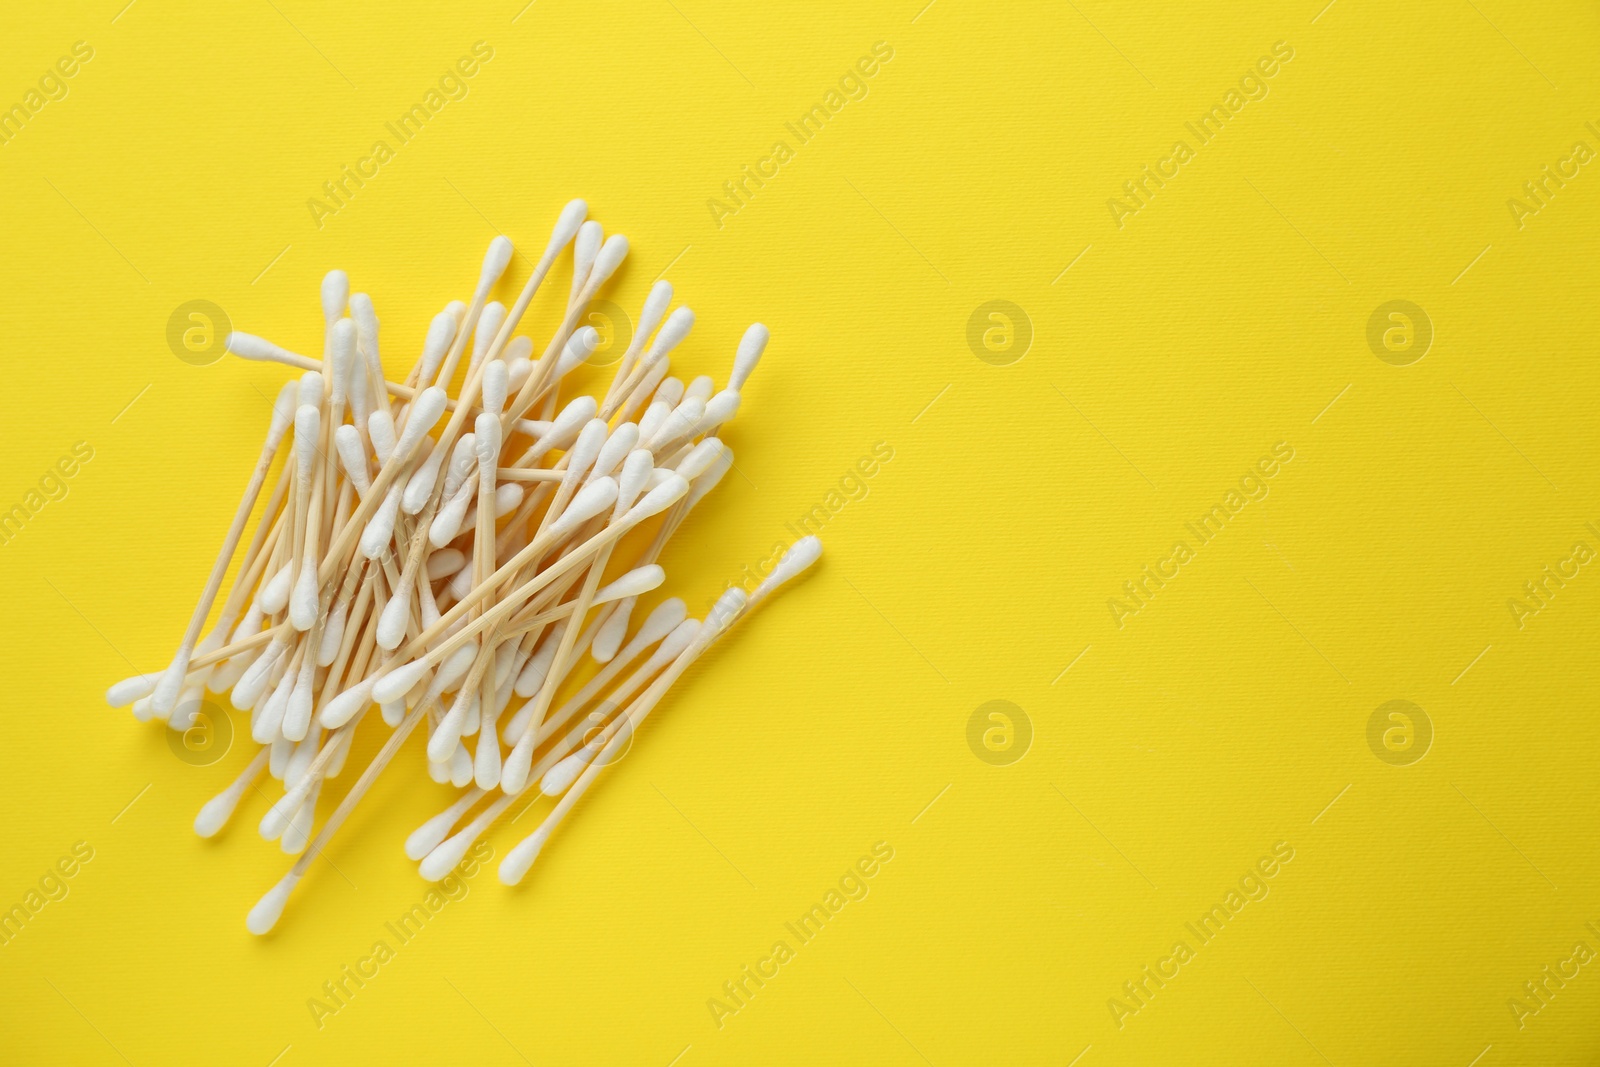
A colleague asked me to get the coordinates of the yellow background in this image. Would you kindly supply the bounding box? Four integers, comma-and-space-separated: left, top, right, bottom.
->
2, 0, 1598, 1063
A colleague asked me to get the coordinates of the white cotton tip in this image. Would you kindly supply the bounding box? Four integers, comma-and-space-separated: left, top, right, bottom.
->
756, 536, 824, 601
572, 221, 602, 287
498, 831, 547, 885
350, 292, 379, 350
593, 422, 640, 480
655, 398, 705, 447
654, 377, 686, 408
494, 483, 523, 516
449, 742, 474, 787
368, 408, 397, 464
474, 412, 502, 467
319, 598, 347, 666
360, 484, 403, 559
289, 563, 320, 632
474, 733, 502, 790
130, 696, 154, 722
224, 331, 292, 363
381, 699, 404, 727
590, 234, 629, 289
268, 733, 293, 779
540, 751, 589, 797
258, 787, 301, 841
637, 280, 674, 341
426, 548, 465, 580
293, 403, 321, 480
591, 599, 633, 662
419, 830, 478, 882
547, 476, 618, 540
676, 437, 724, 482
596, 565, 665, 604
231, 641, 282, 711
687, 448, 733, 509
246, 871, 301, 936
686, 375, 715, 403
448, 557, 477, 600
638, 597, 689, 646
731, 323, 769, 391
406, 803, 468, 861
654, 618, 702, 664
428, 698, 469, 764
624, 474, 689, 524
441, 434, 478, 500
284, 736, 316, 788
626, 359, 672, 415
569, 420, 611, 480
514, 625, 564, 698
267, 379, 299, 448
194, 784, 245, 839
482, 359, 509, 417
330, 320, 356, 406
615, 450, 654, 513
429, 488, 473, 549
318, 677, 375, 729
708, 586, 749, 634
211, 648, 257, 694
558, 326, 600, 375
372, 659, 430, 705
106, 672, 160, 708
397, 387, 448, 456
502, 701, 533, 746
445, 300, 467, 325
321, 270, 349, 325
260, 563, 293, 615
436, 641, 478, 692
504, 335, 534, 364
252, 677, 290, 744
499, 739, 537, 796
535, 395, 598, 454
506, 357, 533, 394
428, 758, 450, 784
646, 306, 695, 364
403, 448, 446, 515
546, 199, 588, 259
165, 684, 203, 729
420, 311, 457, 383
473, 302, 506, 365
334, 424, 371, 495
479, 236, 515, 292
697, 389, 741, 433
297, 372, 324, 407
637, 400, 670, 446
280, 789, 318, 855
376, 582, 413, 650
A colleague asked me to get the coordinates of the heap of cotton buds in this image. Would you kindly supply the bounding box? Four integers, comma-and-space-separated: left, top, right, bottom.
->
104, 200, 821, 934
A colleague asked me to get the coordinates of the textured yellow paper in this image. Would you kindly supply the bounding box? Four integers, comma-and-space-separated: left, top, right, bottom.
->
0, 1, 1596, 1064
